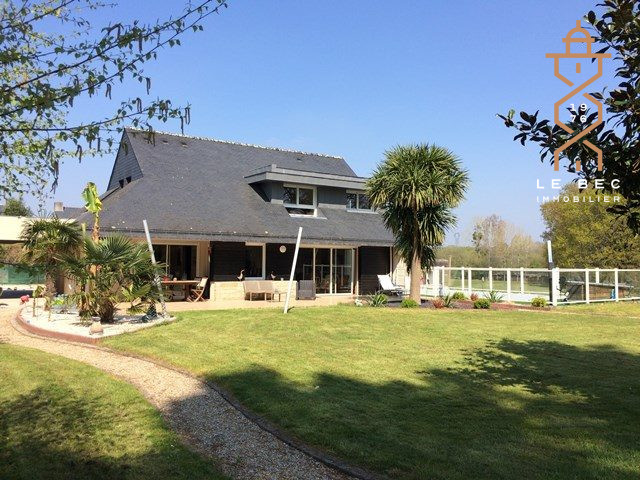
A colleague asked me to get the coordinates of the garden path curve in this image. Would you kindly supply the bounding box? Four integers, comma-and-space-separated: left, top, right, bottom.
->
0, 308, 352, 480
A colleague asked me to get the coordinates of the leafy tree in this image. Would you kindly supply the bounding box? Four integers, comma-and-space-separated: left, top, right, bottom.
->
540, 184, 640, 268
471, 214, 546, 267
20, 217, 83, 305
1, 0, 228, 199
498, 0, 640, 231
61, 235, 161, 322
2, 198, 32, 216
368, 144, 469, 303
472, 214, 508, 267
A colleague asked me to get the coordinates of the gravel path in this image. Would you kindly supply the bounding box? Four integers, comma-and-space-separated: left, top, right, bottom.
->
0, 308, 350, 480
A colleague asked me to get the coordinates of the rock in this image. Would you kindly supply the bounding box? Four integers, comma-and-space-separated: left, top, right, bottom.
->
89, 321, 104, 335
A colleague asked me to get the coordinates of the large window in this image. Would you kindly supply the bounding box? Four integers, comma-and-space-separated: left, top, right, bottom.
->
347, 191, 372, 211
298, 247, 354, 295
283, 184, 316, 216
152, 244, 197, 279
245, 244, 264, 278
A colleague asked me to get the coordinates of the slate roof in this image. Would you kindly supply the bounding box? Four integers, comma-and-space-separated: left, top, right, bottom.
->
55, 206, 85, 219
76, 129, 394, 247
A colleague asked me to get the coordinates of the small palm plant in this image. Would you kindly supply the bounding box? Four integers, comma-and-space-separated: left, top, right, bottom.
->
21, 218, 82, 311
368, 144, 469, 303
61, 235, 161, 323
485, 290, 504, 303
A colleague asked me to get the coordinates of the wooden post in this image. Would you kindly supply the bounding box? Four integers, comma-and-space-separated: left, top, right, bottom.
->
520, 267, 525, 294
284, 227, 303, 314
143, 220, 167, 318
614, 268, 619, 302
506, 268, 511, 301
488, 267, 493, 291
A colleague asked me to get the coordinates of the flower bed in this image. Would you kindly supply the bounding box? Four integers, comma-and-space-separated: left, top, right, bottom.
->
18, 304, 173, 343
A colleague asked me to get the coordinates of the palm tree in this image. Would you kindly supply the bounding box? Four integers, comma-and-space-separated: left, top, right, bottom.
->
21, 218, 82, 304
81, 181, 102, 242
367, 144, 469, 303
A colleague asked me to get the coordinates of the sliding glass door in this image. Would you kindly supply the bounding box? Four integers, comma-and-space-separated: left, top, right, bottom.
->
314, 248, 331, 294
332, 249, 353, 294
303, 247, 353, 295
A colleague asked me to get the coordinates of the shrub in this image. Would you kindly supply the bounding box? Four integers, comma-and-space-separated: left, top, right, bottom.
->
400, 298, 419, 308
431, 297, 445, 309
368, 292, 388, 307
440, 294, 457, 308
485, 290, 504, 303
531, 297, 547, 308
451, 292, 466, 300
473, 298, 491, 309
470, 293, 479, 301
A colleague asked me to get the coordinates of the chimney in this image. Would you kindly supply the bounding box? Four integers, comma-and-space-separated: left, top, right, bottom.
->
54, 201, 64, 212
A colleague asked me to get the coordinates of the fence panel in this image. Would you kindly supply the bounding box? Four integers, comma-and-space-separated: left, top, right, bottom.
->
429, 267, 640, 305
617, 270, 640, 300
0, 265, 44, 286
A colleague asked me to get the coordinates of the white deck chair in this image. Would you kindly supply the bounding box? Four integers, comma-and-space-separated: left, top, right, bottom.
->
377, 274, 406, 296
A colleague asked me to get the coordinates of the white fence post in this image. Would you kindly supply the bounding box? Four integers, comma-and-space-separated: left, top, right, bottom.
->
585, 268, 590, 304
520, 267, 525, 294
488, 267, 493, 291
595, 268, 600, 284
506, 268, 511, 301
614, 268, 619, 302
551, 267, 560, 306
468, 268, 473, 295
460, 267, 465, 292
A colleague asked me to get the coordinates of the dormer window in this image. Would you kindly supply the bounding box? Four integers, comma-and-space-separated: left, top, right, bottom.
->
347, 191, 372, 211
283, 184, 316, 216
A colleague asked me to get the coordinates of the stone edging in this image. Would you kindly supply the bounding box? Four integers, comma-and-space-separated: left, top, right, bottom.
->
13, 309, 386, 480
16, 313, 100, 344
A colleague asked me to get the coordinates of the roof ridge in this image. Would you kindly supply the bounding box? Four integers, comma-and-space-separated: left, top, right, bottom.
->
125, 127, 345, 160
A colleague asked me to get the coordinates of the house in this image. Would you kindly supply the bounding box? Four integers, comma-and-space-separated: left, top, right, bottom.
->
72, 129, 400, 300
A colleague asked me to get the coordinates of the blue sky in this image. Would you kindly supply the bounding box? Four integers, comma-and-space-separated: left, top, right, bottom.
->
47, 0, 609, 244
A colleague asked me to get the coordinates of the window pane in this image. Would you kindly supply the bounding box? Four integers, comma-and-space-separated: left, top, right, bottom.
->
298, 188, 314, 206
346, 193, 357, 209
315, 248, 331, 294
332, 249, 353, 294
283, 186, 296, 204
286, 207, 314, 216
245, 246, 263, 278
152, 245, 168, 274
358, 193, 371, 210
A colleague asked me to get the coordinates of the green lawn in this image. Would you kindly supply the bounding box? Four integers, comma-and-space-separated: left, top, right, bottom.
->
561, 302, 640, 317
104, 305, 640, 480
0, 344, 226, 480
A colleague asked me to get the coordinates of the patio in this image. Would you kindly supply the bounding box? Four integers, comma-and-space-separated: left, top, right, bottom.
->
165, 294, 354, 312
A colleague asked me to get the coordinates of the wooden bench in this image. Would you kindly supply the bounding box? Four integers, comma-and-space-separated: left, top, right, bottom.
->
243, 280, 275, 301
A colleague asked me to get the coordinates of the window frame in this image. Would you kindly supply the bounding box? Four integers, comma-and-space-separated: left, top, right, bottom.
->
244, 242, 266, 279
283, 183, 317, 216
346, 190, 373, 211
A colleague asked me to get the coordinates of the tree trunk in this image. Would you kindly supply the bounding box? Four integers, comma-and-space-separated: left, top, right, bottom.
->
410, 251, 422, 304
44, 274, 56, 313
